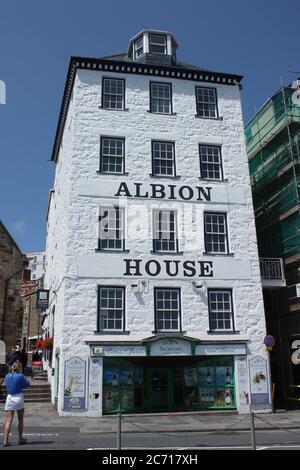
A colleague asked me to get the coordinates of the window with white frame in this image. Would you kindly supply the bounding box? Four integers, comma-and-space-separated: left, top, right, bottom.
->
208, 289, 234, 331
98, 206, 125, 251
153, 210, 178, 253
195, 87, 218, 118
199, 145, 223, 180
204, 212, 229, 254
150, 82, 172, 114
134, 36, 144, 58
152, 141, 175, 176
98, 286, 125, 331
102, 78, 125, 110
149, 34, 167, 54
155, 288, 181, 332
100, 137, 125, 174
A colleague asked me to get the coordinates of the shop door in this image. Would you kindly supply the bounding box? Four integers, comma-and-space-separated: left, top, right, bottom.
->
150, 368, 172, 411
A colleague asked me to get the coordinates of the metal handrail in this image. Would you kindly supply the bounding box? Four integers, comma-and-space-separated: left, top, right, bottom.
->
259, 258, 284, 280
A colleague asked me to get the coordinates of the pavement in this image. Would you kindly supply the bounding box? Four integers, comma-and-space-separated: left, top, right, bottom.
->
1, 403, 300, 435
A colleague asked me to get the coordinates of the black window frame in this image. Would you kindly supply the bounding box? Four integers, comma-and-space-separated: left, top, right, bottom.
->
149, 81, 173, 115
154, 287, 182, 333
102, 77, 125, 110
149, 34, 167, 55
98, 206, 126, 252
195, 86, 219, 119
208, 288, 235, 332
100, 136, 126, 175
97, 286, 126, 332
204, 212, 229, 255
199, 144, 224, 181
151, 140, 176, 177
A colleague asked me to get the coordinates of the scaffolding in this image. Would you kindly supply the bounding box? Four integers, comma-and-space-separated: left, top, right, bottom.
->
245, 84, 300, 260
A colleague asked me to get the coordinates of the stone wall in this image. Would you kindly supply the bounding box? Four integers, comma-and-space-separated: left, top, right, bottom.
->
0, 221, 24, 355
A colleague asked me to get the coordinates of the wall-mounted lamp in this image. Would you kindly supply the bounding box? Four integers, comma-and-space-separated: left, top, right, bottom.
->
131, 280, 149, 293
192, 281, 207, 293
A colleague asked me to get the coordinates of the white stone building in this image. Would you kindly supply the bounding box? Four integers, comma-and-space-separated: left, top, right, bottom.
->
26, 251, 46, 282
44, 30, 272, 416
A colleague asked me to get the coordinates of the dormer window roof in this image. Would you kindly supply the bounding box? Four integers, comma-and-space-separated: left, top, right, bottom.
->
128, 29, 178, 65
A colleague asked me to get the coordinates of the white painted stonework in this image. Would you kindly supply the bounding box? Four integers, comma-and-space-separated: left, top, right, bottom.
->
44, 33, 271, 416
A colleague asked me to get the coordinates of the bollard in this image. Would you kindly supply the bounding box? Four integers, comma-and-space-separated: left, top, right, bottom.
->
250, 412, 256, 450
117, 412, 122, 450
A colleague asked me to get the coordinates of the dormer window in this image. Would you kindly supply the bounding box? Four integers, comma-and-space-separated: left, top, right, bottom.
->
149, 34, 167, 54
128, 30, 178, 65
134, 36, 144, 58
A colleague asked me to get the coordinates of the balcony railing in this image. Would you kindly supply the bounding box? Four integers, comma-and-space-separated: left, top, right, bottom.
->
259, 258, 285, 288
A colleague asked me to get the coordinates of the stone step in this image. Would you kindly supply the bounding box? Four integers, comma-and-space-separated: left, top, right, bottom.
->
0, 385, 51, 401
0, 390, 52, 403
23, 394, 51, 399
0, 386, 51, 393
0, 398, 51, 403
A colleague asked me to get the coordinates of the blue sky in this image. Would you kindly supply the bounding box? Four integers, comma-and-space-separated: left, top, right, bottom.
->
0, 0, 299, 252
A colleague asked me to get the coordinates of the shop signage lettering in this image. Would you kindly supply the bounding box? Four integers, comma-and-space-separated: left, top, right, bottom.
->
79, 179, 246, 206
151, 338, 191, 356
123, 259, 213, 278
196, 344, 246, 356
291, 340, 300, 365
115, 182, 212, 202
102, 345, 146, 357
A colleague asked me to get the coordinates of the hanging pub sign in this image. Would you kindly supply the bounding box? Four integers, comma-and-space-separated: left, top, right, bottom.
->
36, 289, 49, 311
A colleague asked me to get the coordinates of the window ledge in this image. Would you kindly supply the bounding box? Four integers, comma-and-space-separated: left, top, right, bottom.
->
198, 178, 229, 183
206, 330, 240, 335
203, 252, 234, 257
98, 106, 130, 112
150, 251, 184, 256
149, 174, 181, 179
194, 115, 223, 121
94, 331, 131, 335
152, 331, 185, 335
96, 171, 129, 176
147, 111, 177, 116
95, 249, 130, 254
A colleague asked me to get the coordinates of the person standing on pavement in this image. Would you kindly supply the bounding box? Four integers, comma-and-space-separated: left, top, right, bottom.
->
7, 347, 19, 370
20, 349, 28, 373
3, 361, 30, 447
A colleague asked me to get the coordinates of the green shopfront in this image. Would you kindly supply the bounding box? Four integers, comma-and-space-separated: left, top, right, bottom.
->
90, 338, 248, 415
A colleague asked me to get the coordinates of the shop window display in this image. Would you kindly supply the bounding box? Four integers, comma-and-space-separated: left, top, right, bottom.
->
103, 362, 144, 413
103, 357, 236, 414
